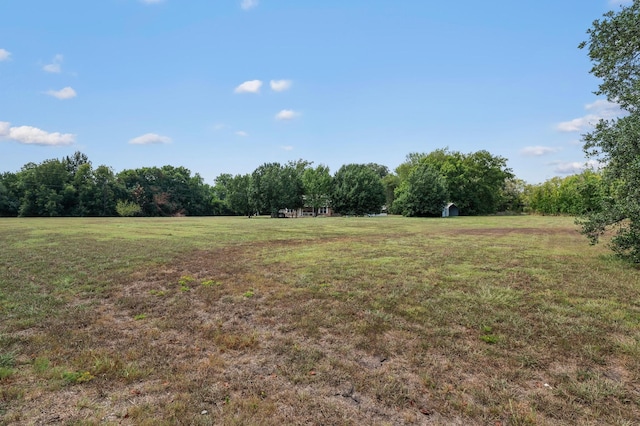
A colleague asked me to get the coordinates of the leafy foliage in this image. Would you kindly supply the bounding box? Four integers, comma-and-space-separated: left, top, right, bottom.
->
251, 162, 304, 217
393, 149, 513, 215
115, 200, 142, 217
392, 162, 448, 217
525, 170, 603, 216
0, 152, 216, 217
216, 173, 253, 217
331, 164, 386, 215
302, 165, 332, 216
117, 165, 214, 216
578, 1, 640, 262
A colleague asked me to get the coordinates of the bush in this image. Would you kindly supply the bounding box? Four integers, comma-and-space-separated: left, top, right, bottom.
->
115, 200, 142, 217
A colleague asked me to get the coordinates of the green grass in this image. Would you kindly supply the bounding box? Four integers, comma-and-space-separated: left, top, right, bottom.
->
1, 215, 639, 425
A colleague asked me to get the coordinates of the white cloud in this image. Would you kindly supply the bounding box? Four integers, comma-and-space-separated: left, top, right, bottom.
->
275, 109, 300, 120
280, 145, 294, 151
557, 99, 625, 132
140, 0, 164, 4
585, 99, 622, 115
234, 80, 262, 94
241, 0, 259, 10
46, 87, 77, 100
0, 49, 10, 61
550, 160, 601, 175
0, 121, 75, 146
520, 146, 560, 157
270, 79, 292, 92
556, 116, 600, 132
129, 133, 172, 145
235, 131, 248, 137
0, 121, 11, 138
213, 123, 226, 131
0, 122, 10, 136
43, 54, 63, 73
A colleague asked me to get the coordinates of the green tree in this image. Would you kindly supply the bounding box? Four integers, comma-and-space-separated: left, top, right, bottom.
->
94, 165, 121, 216
227, 174, 253, 217
212, 173, 234, 215
392, 162, 448, 217
17, 159, 71, 217
524, 171, 604, 216
302, 165, 332, 216
251, 163, 304, 217
365, 163, 390, 179
71, 162, 96, 216
0, 172, 20, 217
116, 166, 212, 216
381, 173, 400, 211
395, 149, 513, 215
525, 178, 562, 215
499, 177, 526, 213
332, 164, 386, 215
63, 151, 90, 177
457, 150, 513, 215
578, 1, 640, 262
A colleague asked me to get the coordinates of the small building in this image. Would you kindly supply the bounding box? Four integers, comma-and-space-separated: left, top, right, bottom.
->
442, 203, 459, 217
279, 206, 333, 218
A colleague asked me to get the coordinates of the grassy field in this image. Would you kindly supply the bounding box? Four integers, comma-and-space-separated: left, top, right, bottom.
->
0, 215, 639, 425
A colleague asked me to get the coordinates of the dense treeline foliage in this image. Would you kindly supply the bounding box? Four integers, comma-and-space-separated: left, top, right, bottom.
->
0, 153, 216, 217
331, 164, 386, 216
0, 150, 610, 221
524, 171, 603, 216
390, 149, 514, 216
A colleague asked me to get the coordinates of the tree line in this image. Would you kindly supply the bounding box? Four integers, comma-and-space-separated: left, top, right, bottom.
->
1, 149, 527, 218
0, 147, 611, 220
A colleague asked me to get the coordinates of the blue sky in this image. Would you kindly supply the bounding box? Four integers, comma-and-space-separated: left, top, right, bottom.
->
0, 0, 632, 184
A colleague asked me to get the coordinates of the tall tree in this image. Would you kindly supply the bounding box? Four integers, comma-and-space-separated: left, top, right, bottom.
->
227, 174, 253, 217
578, 1, 640, 262
499, 177, 527, 213
63, 151, 90, 177
392, 162, 448, 217
381, 173, 400, 211
0, 172, 20, 217
332, 164, 386, 215
395, 149, 513, 215
251, 162, 304, 217
17, 159, 71, 217
524, 171, 603, 216
116, 165, 212, 216
94, 165, 120, 216
211, 173, 235, 215
302, 165, 332, 216
365, 163, 390, 179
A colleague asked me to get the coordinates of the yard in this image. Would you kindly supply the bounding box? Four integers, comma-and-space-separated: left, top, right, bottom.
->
1, 216, 638, 425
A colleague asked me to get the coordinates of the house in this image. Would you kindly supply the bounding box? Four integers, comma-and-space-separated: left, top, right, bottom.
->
279, 206, 333, 218
442, 202, 459, 217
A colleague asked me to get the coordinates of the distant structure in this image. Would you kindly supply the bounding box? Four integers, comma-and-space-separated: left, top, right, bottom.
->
279, 206, 333, 218
442, 203, 459, 217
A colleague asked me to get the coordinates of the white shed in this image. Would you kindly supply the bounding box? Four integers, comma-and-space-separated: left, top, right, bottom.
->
442, 203, 459, 217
